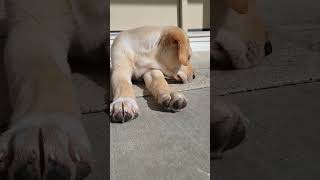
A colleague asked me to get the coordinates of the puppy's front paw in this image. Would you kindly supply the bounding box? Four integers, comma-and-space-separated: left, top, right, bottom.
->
0, 113, 92, 180
110, 97, 140, 123
158, 92, 187, 112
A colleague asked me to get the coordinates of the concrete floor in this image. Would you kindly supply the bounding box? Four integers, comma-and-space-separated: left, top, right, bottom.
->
80, 68, 210, 179
81, 113, 110, 180
212, 82, 320, 180
110, 87, 210, 180
0, 40, 210, 179
80, 69, 210, 180
2, 0, 320, 179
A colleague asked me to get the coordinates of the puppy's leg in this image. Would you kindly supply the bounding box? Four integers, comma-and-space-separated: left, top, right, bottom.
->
0, 28, 92, 179
143, 69, 187, 112
110, 65, 139, 123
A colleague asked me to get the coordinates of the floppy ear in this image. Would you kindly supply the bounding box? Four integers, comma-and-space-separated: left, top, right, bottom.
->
227, 0, 249, 14
161, 27, 189, 66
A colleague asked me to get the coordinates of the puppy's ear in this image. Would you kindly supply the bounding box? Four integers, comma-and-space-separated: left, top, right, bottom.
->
227, 0, 248, 14
161, 27, 189, 66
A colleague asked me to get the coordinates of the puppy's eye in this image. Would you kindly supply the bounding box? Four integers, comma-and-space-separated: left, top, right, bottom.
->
188, 55, 191, 61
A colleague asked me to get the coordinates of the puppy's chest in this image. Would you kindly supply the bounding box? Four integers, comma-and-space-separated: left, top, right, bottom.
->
131, 55, 160, 79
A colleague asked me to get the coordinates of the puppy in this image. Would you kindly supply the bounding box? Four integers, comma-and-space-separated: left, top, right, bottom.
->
110, 26, 194, 123
0, 0, 107, 179
212, 0, 272, 69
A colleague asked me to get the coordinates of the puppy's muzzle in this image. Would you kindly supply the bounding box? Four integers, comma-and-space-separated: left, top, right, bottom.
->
174, 71, 194, 84
264, 40, 272, 56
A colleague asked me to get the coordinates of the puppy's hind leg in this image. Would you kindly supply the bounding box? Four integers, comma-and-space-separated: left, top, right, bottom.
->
143, 69, 187, 112
110, 64, 139, 123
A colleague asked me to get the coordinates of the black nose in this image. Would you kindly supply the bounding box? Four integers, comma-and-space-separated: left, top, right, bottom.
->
264, 40, 272, 56
193, 74, 196, 79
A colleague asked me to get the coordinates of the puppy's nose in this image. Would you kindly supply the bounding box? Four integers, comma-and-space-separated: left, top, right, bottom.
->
264, 40, 272, 56
193, 74, 196, 79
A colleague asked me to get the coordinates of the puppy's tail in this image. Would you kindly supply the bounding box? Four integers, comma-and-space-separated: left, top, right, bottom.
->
159, 27, 189, 66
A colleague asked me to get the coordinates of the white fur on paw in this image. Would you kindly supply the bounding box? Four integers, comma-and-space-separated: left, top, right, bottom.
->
110, 97, 140, 123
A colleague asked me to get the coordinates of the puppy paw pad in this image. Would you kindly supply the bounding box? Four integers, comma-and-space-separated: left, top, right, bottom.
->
110, 97, 140, 123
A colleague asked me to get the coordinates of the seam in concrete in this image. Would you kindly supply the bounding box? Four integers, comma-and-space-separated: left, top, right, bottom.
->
81, 105, 107, 115
216, 78, 320, 96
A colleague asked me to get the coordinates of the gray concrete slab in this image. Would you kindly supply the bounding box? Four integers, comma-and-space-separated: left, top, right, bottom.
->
212, 82, 320, 180
111, 88, 210, 180
256, 0, 320, 27
81, 113, 109, 180
1, 42, 210, 180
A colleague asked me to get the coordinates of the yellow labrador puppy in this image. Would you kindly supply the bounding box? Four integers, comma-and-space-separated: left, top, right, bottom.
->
212, 0, 272, 69
0, 0, 107, 179
110, 26, 194, 123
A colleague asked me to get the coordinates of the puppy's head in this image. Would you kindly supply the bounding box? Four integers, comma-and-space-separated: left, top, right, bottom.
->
212, 0, 272, 69
157, 26, 194, 83
173, 63, 195, 84
234, 0, 272, 57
